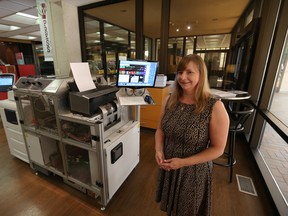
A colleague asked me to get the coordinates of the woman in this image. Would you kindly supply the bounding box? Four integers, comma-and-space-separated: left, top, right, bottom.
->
155, 54, 229, 216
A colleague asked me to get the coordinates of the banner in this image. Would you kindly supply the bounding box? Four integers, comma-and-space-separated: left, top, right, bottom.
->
37, 0, 53, 61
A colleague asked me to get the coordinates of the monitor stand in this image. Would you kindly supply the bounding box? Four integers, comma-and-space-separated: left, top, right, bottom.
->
116, 88, 154, 106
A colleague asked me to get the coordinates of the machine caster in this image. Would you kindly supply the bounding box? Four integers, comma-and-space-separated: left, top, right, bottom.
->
100, 207, 105, 211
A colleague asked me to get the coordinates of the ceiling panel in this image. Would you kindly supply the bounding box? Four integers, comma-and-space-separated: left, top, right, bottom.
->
0, 8, 16, 17
0, 0, 29, 12
23, 7, 39, 16
3, 14, 37, 25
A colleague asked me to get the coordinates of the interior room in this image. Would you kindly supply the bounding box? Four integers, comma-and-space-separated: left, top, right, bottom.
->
0, 0, 287, 215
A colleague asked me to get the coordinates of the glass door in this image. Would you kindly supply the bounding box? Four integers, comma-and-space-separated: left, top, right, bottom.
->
105, 45, 128, 83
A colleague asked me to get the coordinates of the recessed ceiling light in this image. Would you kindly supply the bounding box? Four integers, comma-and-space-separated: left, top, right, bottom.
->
0, 24, 21, 31
176, 28, 179, 32
187, 26, 191, 30
104, 23, 112, 28
3, 14, 37, 25
115, 37, 124, 41
9, 35, 37, 40
16, 12, 38, 19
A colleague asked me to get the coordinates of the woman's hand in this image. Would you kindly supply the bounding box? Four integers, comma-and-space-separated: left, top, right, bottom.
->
161, 158, 185, 171
155, 151, 165, 167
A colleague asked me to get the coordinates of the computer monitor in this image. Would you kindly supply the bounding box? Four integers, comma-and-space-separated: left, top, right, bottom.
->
0, 73, 15, 92
116, 59, 158, 88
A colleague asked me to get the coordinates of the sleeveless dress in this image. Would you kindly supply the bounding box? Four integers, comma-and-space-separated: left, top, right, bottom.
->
156, 97, 218, 216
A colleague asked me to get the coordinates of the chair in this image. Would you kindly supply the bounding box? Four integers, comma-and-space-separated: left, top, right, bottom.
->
214, 101, 255, 182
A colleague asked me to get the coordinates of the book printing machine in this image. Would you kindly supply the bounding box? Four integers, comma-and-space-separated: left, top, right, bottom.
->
12, 76, 140, 209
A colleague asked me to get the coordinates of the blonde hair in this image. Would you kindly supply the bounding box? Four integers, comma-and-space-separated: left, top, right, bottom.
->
167, 54, 211, 113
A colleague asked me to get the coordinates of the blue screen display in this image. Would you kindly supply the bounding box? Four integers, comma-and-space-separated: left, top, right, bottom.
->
0, 74, 14, 92
0, 76, 13, 86
116, 60, 158, 88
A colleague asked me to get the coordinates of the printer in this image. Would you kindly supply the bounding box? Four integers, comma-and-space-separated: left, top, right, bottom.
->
69, 84, 119, 116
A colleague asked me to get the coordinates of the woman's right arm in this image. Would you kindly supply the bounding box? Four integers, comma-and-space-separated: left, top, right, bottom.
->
155, 127, 164, 165
155, 96, 169, 166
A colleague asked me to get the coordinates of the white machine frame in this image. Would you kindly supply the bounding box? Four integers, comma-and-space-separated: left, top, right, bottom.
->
13, 77, 140, 209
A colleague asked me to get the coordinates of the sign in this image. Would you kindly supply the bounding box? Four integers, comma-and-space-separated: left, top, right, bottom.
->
15, 52, 25, 65
37, 0, 53, 61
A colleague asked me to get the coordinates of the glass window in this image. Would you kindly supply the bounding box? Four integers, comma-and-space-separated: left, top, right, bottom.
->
103, 23, 129, 77
245, 9, 254, 27
169, 37, 183, 60
185, 36, 194, 55
85, 17, 100, 46
145, 37, 152, 60
130, 32, 135, 50
257, 28, 288, 213
269, 34, 288, 126
196, 34, 231, 50
155, 37, 185, 73
104, 23, 128, 45
156, 39, 160, 61
259, 123, 288, 204
84, 17, 103, 76
167, 37, 183, 73
34, 43, 55, 75
197, 52, 227, 88
130, 32, 136, 59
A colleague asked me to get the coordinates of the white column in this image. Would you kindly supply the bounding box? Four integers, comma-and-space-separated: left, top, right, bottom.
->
61, 0, 82, 63
45, 0, 82, 77
45, 0, 103, 77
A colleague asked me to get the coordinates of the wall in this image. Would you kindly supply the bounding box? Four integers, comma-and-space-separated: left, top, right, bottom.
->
0, 42, 34, 66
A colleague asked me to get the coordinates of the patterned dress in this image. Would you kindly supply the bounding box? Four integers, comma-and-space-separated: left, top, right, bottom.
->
156, 97, 218, 216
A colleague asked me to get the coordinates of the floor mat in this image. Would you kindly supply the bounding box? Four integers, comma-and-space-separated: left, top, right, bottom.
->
236, 174, 258, 196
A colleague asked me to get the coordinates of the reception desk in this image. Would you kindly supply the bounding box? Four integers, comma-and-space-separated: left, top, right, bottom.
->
140, 85, 170, 129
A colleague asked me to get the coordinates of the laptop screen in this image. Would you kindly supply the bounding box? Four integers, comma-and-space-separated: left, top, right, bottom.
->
116, 59, 158, 88
0, 74, 14, 92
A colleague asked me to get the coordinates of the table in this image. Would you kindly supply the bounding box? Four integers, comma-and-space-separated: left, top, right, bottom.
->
211, 89, 251, 101
211, 88, 253, 182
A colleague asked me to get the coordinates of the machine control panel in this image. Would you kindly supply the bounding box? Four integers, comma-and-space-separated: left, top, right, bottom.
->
14, 77, 55, 91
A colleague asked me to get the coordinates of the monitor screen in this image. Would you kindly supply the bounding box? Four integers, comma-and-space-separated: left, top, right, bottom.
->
116, 59, 158, 88
0, 74, 14, 92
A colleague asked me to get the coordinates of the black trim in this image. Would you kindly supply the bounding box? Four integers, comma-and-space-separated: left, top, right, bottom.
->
78, 0, 127, 11
258, 108, 288, 143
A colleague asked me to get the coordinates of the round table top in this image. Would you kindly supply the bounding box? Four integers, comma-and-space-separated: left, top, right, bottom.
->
211, 89, 251, 101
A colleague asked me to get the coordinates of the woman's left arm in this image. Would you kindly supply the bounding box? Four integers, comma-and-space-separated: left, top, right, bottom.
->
161, 100, 229, 170
207, 100, 230, 157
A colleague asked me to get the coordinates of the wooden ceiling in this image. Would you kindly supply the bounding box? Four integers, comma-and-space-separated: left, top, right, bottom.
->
85, 0, 251, 38
0, 0, 250, 43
